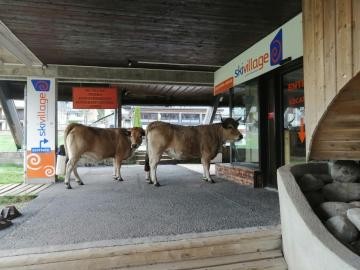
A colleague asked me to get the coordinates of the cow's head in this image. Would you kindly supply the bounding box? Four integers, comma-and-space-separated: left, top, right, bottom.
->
221, 117, 243, 142
127, 127, 146, 149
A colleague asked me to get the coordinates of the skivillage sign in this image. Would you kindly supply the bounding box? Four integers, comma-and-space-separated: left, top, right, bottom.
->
214, 13, 303, 95
26, 78, 56, 183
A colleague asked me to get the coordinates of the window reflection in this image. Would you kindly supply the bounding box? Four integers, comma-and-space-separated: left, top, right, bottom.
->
231, 81, 259, 167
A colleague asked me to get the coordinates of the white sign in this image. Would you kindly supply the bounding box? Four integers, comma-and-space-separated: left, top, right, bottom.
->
214, 13, 303, 95
26, 77, 56, 182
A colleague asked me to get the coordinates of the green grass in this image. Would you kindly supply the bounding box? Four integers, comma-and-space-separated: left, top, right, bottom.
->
0, 195, 36, 205
0, 131, 65, 151
235, 131, 259, 149
0, 163, 23, 184
0, 195, 37, 209
0, 132, 17, 152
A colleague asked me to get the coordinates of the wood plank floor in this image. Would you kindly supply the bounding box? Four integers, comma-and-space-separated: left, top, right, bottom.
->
0, 183, 51, 196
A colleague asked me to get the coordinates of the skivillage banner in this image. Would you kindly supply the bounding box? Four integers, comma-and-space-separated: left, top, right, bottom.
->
26, 77, 56, 182
214, 13, 303, 95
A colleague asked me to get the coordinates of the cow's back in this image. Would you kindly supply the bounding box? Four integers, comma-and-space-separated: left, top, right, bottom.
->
65, 124, 129, 160
146, 121, 220, 160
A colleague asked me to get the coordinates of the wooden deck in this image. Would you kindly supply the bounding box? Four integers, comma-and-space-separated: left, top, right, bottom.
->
0, 227, 287, 269
0, 183, 51, 196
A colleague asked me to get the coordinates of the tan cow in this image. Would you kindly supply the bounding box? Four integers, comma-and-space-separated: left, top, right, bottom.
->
64, 123, 145, 189
144, 118, 243, 186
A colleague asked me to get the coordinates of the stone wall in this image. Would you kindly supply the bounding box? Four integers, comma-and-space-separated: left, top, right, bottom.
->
278, 163, 360, 270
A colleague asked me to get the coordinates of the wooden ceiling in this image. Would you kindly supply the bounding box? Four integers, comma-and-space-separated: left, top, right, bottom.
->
0, 0, 301, 105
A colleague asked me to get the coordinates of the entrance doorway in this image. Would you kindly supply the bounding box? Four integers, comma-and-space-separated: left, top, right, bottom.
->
261, 62, 305, 188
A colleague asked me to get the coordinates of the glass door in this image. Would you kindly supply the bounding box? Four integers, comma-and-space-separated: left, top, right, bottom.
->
282, 69, 306, 164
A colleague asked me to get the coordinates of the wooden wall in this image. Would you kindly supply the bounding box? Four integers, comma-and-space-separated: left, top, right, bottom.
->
303, 0, 360, 160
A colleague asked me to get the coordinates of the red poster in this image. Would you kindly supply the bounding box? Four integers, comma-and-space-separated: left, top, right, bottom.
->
72, 87, 118, 109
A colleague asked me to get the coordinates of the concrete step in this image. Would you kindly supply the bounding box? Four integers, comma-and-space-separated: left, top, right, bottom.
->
0, 228, 285, 270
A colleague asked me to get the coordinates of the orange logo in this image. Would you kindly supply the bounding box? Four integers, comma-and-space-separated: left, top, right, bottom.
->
26, 151, 55, 178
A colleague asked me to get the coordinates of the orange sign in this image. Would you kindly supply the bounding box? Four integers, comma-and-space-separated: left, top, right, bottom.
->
297, 118, 306, 143
214, 77, 234, 96
26, 151, 55, 178
72, 87, 118, 109
288, 80, 304, 91
288, 96, 304, 106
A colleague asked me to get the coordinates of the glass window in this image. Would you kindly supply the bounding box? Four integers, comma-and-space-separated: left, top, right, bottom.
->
181, 113, 200, 125
160, 113, 179, 123
141, 113, 158, 121
231, 81, 259, 166
283, 69, 305, 164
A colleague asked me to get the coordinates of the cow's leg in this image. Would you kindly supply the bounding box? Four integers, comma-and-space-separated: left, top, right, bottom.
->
144, 153, 151, 183
115, 157, 124, 181
113, 157, 122, 181
201, 158, 214, 183
149, 152, 161, 186
73, 166, 84, 185
65, 156, 79, 189
112, 158, 118, 180
202, 164, 207, 182
145, 170, 151, 183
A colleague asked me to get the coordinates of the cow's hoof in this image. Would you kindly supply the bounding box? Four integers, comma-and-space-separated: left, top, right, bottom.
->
202, 177, 207, 182
210, 179, 216, 184
154, 182, 160, 187
66, 184, 72, 189
77, 181, 84, 185
118, 177, 124, 182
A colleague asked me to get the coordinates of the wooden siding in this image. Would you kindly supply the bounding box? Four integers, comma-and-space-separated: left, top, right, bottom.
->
303, 0, 360, 160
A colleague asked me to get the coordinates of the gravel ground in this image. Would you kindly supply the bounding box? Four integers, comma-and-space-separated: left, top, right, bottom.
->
0, 165, 280, 251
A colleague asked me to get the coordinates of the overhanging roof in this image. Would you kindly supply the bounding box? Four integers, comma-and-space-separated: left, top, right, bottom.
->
0, 0, 301, 106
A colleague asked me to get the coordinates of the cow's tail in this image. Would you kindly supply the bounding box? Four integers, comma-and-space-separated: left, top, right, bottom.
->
63, 123, 79, 158
144, 129, 150, 172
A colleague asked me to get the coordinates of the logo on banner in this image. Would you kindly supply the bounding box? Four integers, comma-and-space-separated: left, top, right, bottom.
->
233, 29, 283, 79
26, 151, 55, 178
31, 80, 51, 153
270, 29, 283, 66
31, 80, 51, 92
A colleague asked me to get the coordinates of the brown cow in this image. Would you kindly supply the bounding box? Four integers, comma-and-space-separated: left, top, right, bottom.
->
64, 123, 145, 189
144, 118, 243, 186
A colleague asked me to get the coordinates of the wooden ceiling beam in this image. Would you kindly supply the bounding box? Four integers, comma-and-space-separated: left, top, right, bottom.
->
0, 21, 42, 66
0, 64, 214, 86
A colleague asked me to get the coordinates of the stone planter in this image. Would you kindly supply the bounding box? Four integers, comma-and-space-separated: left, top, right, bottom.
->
277, 162, 360, 270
